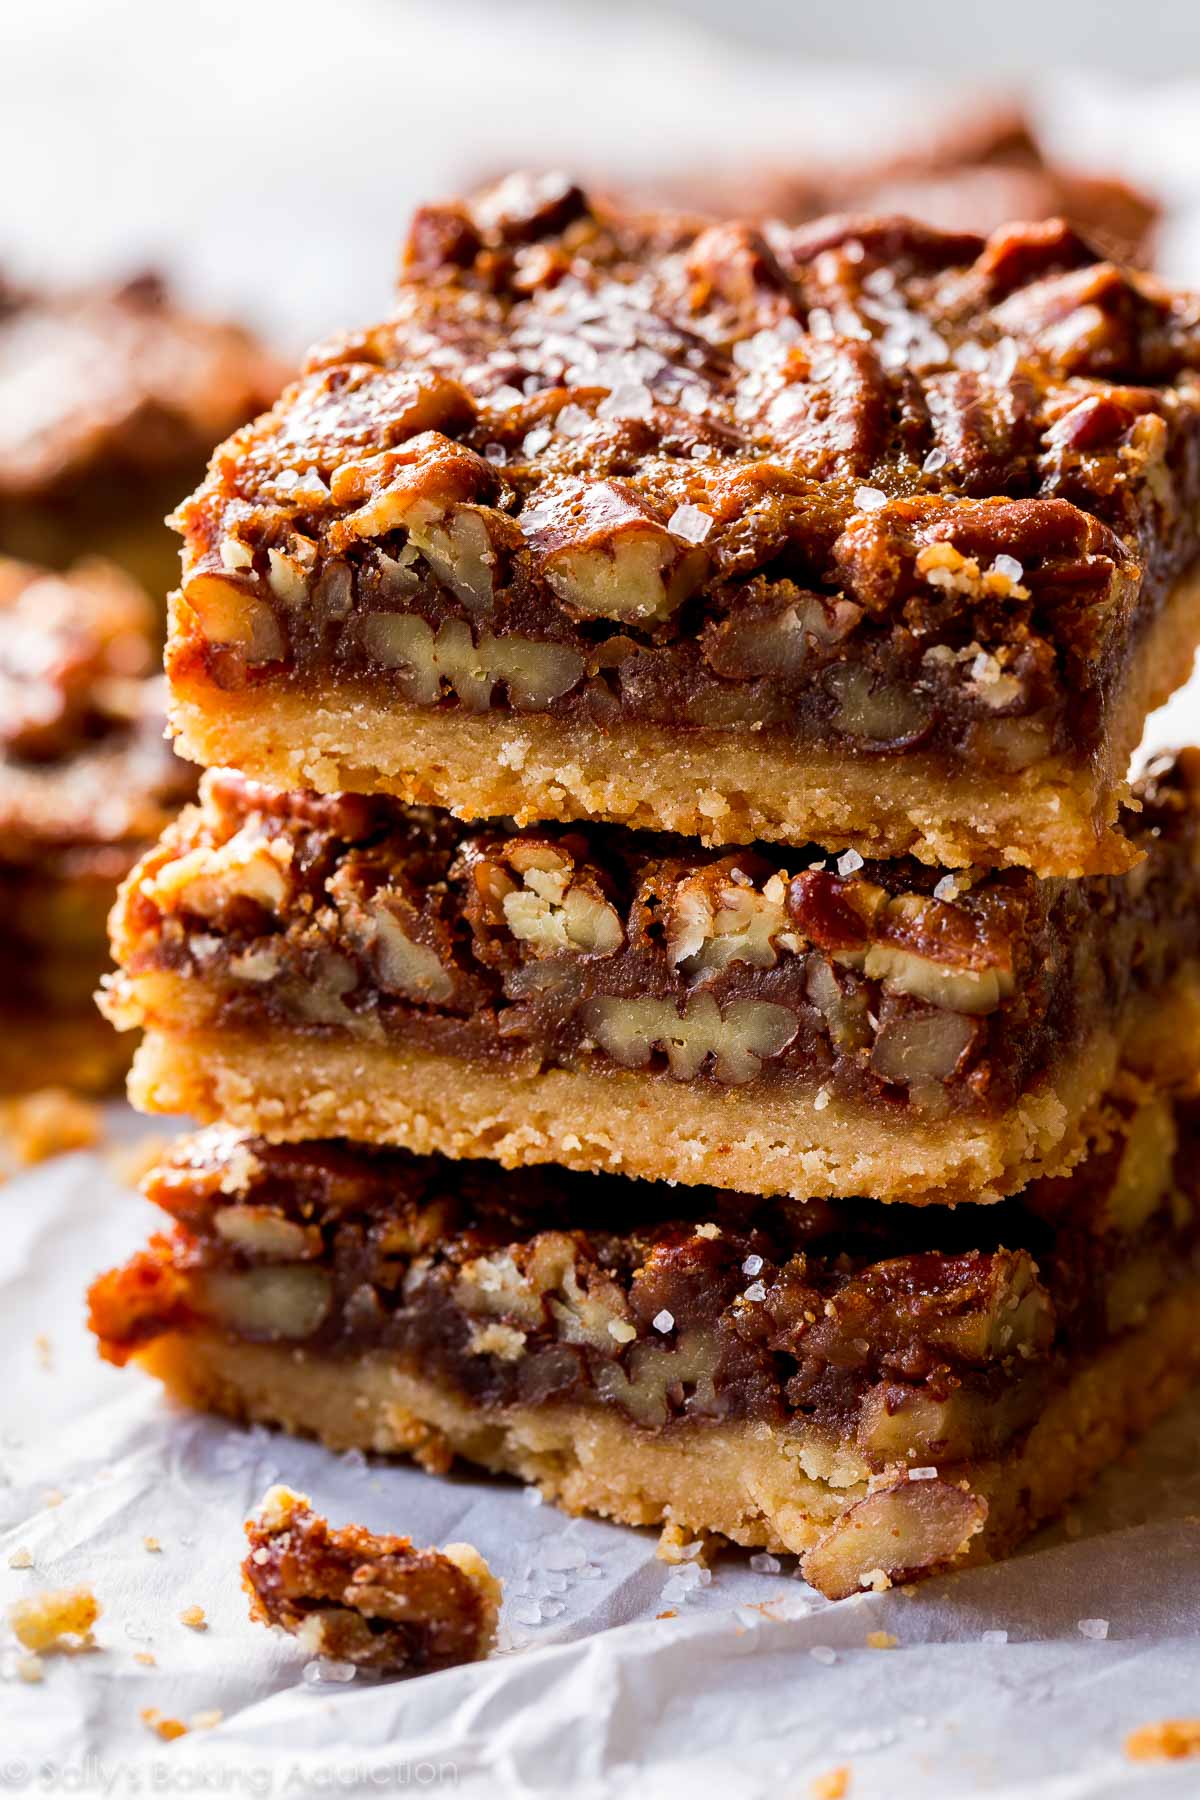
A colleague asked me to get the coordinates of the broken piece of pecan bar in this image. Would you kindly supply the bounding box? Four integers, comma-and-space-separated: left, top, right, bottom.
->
0, 556, 196, 1091
0, 271, 284, 597
241, 1485, 499, 1673
88, 1093, 1200, 1598
166, 181, 1200, 874
103, 755, 1200, 1202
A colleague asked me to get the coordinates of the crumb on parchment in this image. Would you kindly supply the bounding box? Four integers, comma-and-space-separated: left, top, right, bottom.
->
1126, 1720, 1200, 1761
8, 1585, 99, 1653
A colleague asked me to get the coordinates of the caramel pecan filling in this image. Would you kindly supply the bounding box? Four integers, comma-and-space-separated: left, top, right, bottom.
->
108, 755, 1200, 1113
89, 1093, 1200, 1468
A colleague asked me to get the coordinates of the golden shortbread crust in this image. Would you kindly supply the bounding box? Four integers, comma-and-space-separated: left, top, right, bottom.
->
135, 1267, 1200, 1582
115, 965, 1200, 1204
166, 565, 1200, 874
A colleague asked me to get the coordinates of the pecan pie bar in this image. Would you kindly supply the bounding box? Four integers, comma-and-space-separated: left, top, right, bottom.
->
0, 556, 196, 1090
0, 271, 284, 597
89, 1095, 1200, 1598
242, 1485, 500, 1673
165, 183, 1200, 874
103, 757, 1200, 1202
653, 104, 1158, 266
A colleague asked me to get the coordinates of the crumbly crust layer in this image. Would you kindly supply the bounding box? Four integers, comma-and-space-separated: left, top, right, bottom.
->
168, 557, 1200, 869
124, 1270, 1200, 1597
117, 966, 1200, 1200
168, 188, 1200, 868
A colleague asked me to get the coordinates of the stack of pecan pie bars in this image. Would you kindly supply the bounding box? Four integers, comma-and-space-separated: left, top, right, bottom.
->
89, 178, 1200, 1598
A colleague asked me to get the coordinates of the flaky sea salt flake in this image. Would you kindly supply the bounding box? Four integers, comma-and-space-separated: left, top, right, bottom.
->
668, 503, 714, 545
750, 1552, 781, 1574
853, 486, 887, 512
302, 1658, 357, 1685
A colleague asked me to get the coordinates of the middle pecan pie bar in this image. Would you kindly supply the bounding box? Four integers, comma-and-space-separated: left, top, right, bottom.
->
88, 1094, 1200, 1597
103, 757, 1200, 1204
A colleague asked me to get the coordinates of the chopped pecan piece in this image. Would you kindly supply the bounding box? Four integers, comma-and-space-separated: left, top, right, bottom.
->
801, 1473, 987, 1599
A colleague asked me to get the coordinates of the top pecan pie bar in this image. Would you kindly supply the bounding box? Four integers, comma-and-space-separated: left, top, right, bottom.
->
167, 180, 1200, 874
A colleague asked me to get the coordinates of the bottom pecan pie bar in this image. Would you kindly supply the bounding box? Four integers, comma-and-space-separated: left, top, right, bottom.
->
90, 1097, 1200, 1598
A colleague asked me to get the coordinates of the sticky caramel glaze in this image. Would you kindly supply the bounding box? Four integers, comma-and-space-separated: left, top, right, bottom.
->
90, 1091, 1199, 1469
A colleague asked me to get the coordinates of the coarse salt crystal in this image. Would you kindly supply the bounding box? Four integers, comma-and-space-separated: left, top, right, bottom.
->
607, 1319, 637, 1343
540, 1541, 587, 1572
522, 427, 552, 457
1078, 1617, 1109, 1640
922, 446, 948, 473
991, 553, 1024, 584
814, 1086, 830, 1112
652, 1309, 675, 1333
933, 876, 958, 901
555, 403, 592, 437
511, 1602, 545, 1627
854, 486, 887, 512
810, 1645, 837, 1665
908, 1467, 938, 1481
981, 1629, 1008, 1645
599, 382, 654, 421
302, 1658, 357, 1685
836, 849, 864, 876
483, 442, 508, 465
539, 1598, 565, 1618
991, 336, 1019, 383
750, 1552, 781, 1574
742, 1254, 764, 1277
667, 503, 714, 544
743, 1281, 766, 1303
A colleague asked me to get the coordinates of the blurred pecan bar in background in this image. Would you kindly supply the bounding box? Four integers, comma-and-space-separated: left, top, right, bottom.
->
102, 757, 1200, 1202
648, 104, 1158, 266
89, 1091, 1200, 1598
242, 1485, 500, 1674
165, 183, 1200, 875
0, 272, 284, 599
0, 556, 196, 1091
